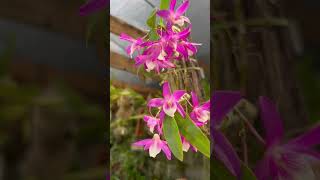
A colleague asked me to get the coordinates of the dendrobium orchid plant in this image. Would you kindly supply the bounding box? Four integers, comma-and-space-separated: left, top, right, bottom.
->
79, 0, 320, 179
119, 0, 211, 161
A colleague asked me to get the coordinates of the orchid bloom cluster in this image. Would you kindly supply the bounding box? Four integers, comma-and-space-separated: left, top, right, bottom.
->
133, 82, 210, 159
120, 0, 201, 73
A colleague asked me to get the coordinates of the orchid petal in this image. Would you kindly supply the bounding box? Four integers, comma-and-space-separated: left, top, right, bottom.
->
287, 125, 320, 148
149, 142, 162, 158
157, 10, 171, 19
149, 134, 162, 158
169, 0, 176, 11
132, 139, 152, 147
182, 139, 190, 152
259, 96, 284, 145
148, 98, 164, 107
119, 33, 135, 43
173, 90, 186, 101
212, 130, 242, 177
201, 101, 210, 110
163, 100, 177, 117
191, 91, 199, 107
162, 82, 171, 99
161, 143, 172, 160
176, 0, 189, 16
211, 91, 242, 126
176, 103, 186, 118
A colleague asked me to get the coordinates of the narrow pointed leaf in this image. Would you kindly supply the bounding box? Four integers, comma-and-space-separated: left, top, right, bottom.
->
160, 0, 170, 10
175, 113, 210, 157
163, 115, 183, 161
147, 10, 157, 29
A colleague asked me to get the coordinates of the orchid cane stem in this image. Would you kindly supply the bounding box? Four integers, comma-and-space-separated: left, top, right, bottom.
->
235, 108, 266, 145
240, 128, 248, 165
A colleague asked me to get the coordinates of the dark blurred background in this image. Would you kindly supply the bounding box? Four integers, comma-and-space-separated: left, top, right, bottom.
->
284, 0, 320, 123
0, 0, 106, 180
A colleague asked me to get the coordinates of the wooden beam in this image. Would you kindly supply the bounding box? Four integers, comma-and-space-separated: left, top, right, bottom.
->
110, 52, 138, 76
110, 16, 146, 38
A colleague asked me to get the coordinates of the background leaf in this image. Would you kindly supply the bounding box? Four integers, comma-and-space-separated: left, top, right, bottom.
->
175, 113, 210, 158
241, 163, 257, 180
163, 115, 183, 161
211, 158, 236, 180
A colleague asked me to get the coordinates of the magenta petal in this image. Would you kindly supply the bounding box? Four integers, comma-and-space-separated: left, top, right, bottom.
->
157, 10, 171, 19
191, 91, 199, 107
148, 98, 164, 107
176, 103, 186, 118
162, 82, 171, 99
259, 96, 284, 146
288, 125, 320, 148
212, 130, 242, 177
119, 33, 135, 43
177, 27, 191, 40
176, 44, 188, 58
176, 0, 189, 16
254, 155, 272, 180
169, 0, 176, 11
201, 101, 210, 110
173, 90, 185, 101
132, 139, 152, 147
211, 91, 242, 126
161, 143, 172, 160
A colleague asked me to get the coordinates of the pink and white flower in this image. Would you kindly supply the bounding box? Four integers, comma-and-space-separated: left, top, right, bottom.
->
143, 115, 162, 133
119, 33, 150, 58
190, 91, 210, 126
132, 134, 172, 160
157, 0, 191, 27
148, 82, 186, 117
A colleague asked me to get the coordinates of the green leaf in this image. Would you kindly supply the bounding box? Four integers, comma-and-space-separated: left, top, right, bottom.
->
148, 29, 159, 41
175, 113, 210, 157
211, 158, 236, 180
159, 0, 170, 26
146, 10, 157, 29
211, 159, 257, 180
163, 115, 183, 161
160, 0, 170, 10
241, 163, 257, 180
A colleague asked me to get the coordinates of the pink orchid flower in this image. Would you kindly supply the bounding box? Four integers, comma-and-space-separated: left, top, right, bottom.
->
176, 41, 201, 60
143, 115, 161, 133
157, 0, 191, 27
132, 134, 171, 160
135, 44, 175, 73
119, 33, 150, 58
148, 82, 186, 117
255, 97, 320, 180
190, 92, 210, 126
